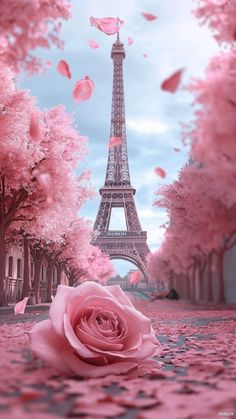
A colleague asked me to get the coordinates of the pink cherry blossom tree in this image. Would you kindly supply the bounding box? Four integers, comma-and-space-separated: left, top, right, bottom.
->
151, 165, 236, 303
150, 1, 236, 304
59, 219, 115, 287
0, 0, 71, 73
0, 64, 92, 305
194, 0, 236, 45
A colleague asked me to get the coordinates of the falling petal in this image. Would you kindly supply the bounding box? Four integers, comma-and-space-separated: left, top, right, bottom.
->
90, 17, 124, 35
14, 297, 29, 315
37, 172, 53, 202
29, 111, 41, 140
174, 147, 181, 152
161, 69, 184, 93
57, 60, 71, 79
128, 37, 134, 46
89, 39, 99, 49
73, 76, 95, 103
108, 136, 123, 148
143, 53, 148, 58
155, 167, 166, 178
130, 271, 141, 285
142, 12, 157, 21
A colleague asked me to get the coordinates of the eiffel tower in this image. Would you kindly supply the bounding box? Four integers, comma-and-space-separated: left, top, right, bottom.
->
93, 33, 150, 279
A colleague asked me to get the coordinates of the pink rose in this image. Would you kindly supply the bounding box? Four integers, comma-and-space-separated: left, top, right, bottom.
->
30, 282, 159, 378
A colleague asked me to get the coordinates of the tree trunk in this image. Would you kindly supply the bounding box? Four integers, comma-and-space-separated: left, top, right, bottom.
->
0, 225, 6, 306
57, 264, 63, 286
191, 265, 196, 301
21, 236, 31, 299
46, 260, 53, 303
206, 253, 213, 302
186, 275, 191, 300
216, 251, 225, 304
169, 276, 174, 290
33, 259, 42, 304
199, 264, 206, 301
68, 273, 76, 287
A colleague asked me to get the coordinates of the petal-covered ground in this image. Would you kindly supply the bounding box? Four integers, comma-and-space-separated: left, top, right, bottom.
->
0, 295, 236, 419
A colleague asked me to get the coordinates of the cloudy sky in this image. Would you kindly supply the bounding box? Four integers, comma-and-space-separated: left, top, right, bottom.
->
20, 0, 218, 275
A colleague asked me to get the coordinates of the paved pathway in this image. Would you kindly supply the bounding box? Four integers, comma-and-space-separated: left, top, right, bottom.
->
0, 295, 236, 419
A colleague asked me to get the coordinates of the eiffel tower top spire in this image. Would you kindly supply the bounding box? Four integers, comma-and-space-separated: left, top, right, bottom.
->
104, 33, 131, 187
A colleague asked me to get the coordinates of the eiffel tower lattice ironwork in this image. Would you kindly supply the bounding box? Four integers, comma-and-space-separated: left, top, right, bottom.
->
93, 33, 150, 279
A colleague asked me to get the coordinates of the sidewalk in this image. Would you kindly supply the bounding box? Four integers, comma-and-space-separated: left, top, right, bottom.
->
0, 303, 50, 315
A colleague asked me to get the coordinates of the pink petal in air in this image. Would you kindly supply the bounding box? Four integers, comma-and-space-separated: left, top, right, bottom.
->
37, 172, 53, 203
14, 297, 29, 315
128, 37, 134, 46
161, 69, 184, 93
29, 111, 41, 140
130, 271, 141, 285
142, 12, 157, 21
89, 39, 99, 49
89, 17, 124, 35
108, 136, 123, 149
143, 53, 148, 58
174, 147, 181, 152
57, 60, 71, 79
73, 76, 95, 103
155, 167, 166, 178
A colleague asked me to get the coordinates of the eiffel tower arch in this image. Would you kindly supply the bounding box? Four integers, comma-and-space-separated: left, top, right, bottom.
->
93, 33, 150, 279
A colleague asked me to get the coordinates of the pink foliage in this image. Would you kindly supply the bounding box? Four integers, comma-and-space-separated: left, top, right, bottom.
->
57, 218, 114, 286
0, 0, 71, 73
186, 52, 236, 166
30, 282, 160, 377
193, 0, 236, 44
73, 76, 95, 103
57, 59, 71, 79
89, 17, 124, 35
0, 64, 93, 304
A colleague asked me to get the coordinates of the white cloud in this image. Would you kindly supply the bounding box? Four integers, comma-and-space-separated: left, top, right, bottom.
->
127, 117, 169, 135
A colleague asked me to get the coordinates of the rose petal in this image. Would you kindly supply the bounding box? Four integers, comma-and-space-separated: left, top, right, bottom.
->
29, 111, 41, 141
161, 69, 184, 93
155, 167, 166, 178
49, 285, 75, 336
130, 271, 141, 284
106, 285, 135, 308
142, 12, 157, 21
75, 326, 124, 352
57, 60, 71, 79
64, 314, 101, 359
89, 17, 124, 35
73, 76, 94, 103
108, 136, 122, 148
30, 319, 71, 373
14, 297, 29, 315
128, 37, 134, 46
63, 348, 137, 378
89, 39, 100, 49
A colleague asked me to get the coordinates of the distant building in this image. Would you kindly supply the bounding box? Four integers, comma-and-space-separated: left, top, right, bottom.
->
5, 247, 68, 303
